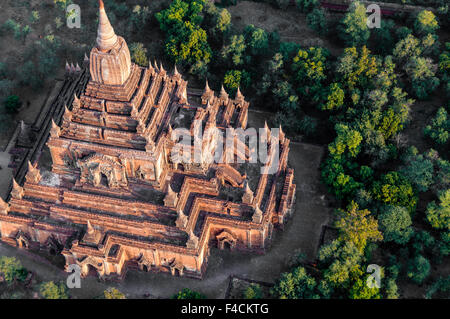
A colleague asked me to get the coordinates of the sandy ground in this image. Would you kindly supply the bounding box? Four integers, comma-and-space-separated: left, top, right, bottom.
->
0, 108, 331, 299
228, 1, 342, 57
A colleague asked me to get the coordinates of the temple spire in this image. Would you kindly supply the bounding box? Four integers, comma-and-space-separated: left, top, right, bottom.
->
96, 0, 118, 52
87, 220, 95, 235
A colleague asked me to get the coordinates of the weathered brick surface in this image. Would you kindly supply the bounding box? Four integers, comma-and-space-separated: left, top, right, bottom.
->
0, 2, 296, 280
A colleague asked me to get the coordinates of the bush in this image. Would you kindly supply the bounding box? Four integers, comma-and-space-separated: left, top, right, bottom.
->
307, 8, 328, 36
0, 256, 28, 284
424, 107, 449, 145
414, 10, 439, 35
426, 189, 450, 230
243, 283, 263, 299
339, 1, 370, 47
39, 281, 69, 299
129, 42, 148, 67
378, 205, 413, 245
30, 11, 40, 24
271, 266, 318, 298
172, 288, 206, 299
406, 255, 430, 284
104, 287, 126, 299
371, 171, 417, 213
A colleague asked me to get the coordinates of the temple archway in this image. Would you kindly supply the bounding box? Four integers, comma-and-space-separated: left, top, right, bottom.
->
216, 230, 237, 250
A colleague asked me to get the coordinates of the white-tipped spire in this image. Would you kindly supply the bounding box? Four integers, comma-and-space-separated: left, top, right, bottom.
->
220, 85, 229, 101
87, 220, 95, 235
50, 119, 60, 138
11, 178, 24, 200
236, 87, 244, 100
0, 196, 9, 215
96, 0, 118, 51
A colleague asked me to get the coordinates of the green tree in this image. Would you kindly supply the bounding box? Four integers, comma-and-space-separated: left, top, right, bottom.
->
39, 281, 69, 299
30, 11, 40, 24
348, 275, 381, 299
371, 172, 417, 213
221, 35, 247, 66
404, 56, 440, 99
400, 152, 435, 192
336, 46, 379, 91
172, 288, 206, 299
339, 1, 370, 47
329, 124, 362, 158
318, 240, 364, 289
243, 283, 263, 299
426, 189, 450, 230
378, 205, 413, 245
393, 34, 422, 64
223, 69, 250, 94
371, 20, 395, 56
406, 255, 430, 284
414, 10, 439, 35
130, 5, 150, 31
307, 8, 328, 36
104, 287, 126, 299
213, 8, 231, 36
292, 47, 329, 102
425, 276, 450, 299
129, 42, 148, 67
243, 25, 269, 57
156, 0, 211, 72
424, 107, 449, 145
0, 256, 28, 284
272, 266, 319, 299
385, 278, 399, 299
295, 0, 319, 13
335, 201, 383, 252
321, 155, 362, 200
321, 83, 344, 111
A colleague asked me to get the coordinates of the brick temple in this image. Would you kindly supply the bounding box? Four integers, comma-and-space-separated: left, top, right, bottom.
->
0, 1, 296, 279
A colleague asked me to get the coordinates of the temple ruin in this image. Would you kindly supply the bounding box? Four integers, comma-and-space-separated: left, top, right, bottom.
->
0, 1, 296, 279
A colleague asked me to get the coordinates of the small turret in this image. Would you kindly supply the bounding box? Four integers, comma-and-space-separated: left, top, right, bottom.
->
242, 181, 254, 205
25, 161, 41, 184
235, 87, 244, 102
87, 220, 95, 235
11, 178, 24, 200
50, 119, 61, 138
0, 197, 9, 215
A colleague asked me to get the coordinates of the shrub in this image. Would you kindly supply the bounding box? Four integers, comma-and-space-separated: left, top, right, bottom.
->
0, 256, 28, 284
424, 107, 449, 145
172, 288, 206, 299
129, 42, 148, 67
104, 287, 126, 299
40, 281, 69, 299
426, 189, 450, 230
406, 255, 430, 284
378, 205, 413, 245
243, 283, 263, 299
414, 10, 439, 35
